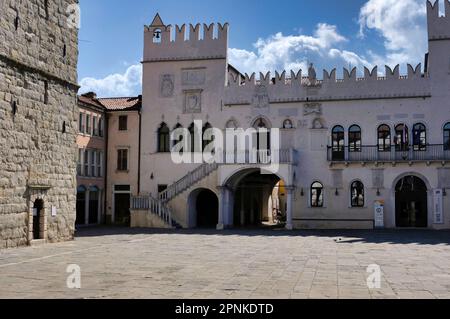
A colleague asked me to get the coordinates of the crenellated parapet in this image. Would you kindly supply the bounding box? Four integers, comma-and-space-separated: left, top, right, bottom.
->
427, 0, 450, 40
143, 14, 228, 62
225, 64, 430, 106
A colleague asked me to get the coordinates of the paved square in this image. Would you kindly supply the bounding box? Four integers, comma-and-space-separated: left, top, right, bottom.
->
1, 227, 450, 299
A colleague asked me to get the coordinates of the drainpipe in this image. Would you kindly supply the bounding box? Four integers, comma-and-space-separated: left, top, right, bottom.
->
103, 111, 109, 225
137, 95, 142, 195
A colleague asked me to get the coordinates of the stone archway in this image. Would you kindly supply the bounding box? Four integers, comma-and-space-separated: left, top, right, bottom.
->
395, 175, 428, 228
188, 188, 219, 228
222, 168, 293, 229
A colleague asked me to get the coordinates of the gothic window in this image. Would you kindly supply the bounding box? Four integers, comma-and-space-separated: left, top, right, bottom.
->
153, 28, 162, 43
172, 123, 183, 148
394, 124, 409, 152
348, 125, 362, 152
225, 119, 238, 129
412, 123, 427, 151
203, 122, 213, 151
350, 181, 364, 208
253, 118, 271, 152
378, 124, 391, 152
331, 126, 345, 160
311, 182, 324, 208
157, 123, 170, 153
444, 123, 450, 151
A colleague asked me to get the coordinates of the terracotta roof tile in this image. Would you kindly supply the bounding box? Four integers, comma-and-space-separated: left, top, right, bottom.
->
78, 95, 105, 109
98, 96, 141, 111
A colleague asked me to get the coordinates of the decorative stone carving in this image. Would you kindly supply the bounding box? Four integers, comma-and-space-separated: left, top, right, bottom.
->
183, 89, 202, 114
182, 69, 206, 85
372, 169, 385, 188
304, 103, 322, 116
312, 118, 325, 130
252, 85, 270, 109
283, 119, 294, 129
160, 74, 174, 98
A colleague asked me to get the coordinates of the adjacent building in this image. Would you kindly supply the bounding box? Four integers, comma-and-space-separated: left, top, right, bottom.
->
0, 0, 79, 248
76, 93, 106, 226
76, 94, 141, 227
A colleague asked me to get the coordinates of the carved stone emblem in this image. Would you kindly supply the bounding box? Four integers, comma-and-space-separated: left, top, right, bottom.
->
183, 90, 202, 114
252, 85, 270, 109
182, 69, 206, 85
160, 74, 174, 98
304, 103, 322, 116
372, 169, 385, 189
312, 118, 325, 130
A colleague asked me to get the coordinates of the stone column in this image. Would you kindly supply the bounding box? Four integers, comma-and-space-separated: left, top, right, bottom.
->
217, 186, 225, 230
286, 186, 294, 230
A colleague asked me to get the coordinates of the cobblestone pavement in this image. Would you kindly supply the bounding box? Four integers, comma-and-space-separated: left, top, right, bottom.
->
1, 227, 450, 299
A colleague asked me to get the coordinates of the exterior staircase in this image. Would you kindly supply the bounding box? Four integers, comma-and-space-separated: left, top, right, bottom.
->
131, 162, 220, 228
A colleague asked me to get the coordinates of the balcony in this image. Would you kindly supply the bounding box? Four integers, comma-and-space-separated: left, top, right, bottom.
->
327, 145, 450, 164
223, 149, 299, 165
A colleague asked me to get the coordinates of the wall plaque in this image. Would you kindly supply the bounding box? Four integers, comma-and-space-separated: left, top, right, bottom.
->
182, 69, 206, 85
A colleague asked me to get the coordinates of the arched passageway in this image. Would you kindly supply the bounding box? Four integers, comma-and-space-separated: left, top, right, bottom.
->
395, 176, 428, 228
188, 188, 219, 228
227, 169, 287, 228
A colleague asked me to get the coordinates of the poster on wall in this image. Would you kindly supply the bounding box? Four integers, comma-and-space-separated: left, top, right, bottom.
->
374, 200, 384, 228
433, 189, 444, 224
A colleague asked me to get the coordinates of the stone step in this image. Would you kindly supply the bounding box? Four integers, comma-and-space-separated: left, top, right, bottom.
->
30, 239, 46, 247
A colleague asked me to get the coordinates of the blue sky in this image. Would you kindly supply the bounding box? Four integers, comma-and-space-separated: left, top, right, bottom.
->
78, 0, 437, 97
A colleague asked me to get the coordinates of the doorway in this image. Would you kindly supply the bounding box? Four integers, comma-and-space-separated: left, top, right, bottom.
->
114, 193, 131, 226
395, 176, 428, 228
33, 199, 44, 240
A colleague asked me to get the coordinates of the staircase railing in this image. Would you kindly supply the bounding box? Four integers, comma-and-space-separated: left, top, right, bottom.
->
131, 195, 172, 226
159, 162, 219, 202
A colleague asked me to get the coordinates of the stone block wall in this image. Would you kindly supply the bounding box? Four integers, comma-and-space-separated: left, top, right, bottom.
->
0, 0, 79, 248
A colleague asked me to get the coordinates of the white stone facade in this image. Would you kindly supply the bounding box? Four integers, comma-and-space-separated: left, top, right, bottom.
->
0, 0, 79, 248
136, 2, 450, 230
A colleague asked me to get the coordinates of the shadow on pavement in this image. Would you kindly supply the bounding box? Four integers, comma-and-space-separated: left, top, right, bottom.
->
75, 225, 450, 246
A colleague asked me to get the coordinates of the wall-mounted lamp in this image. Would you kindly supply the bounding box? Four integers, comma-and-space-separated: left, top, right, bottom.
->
150, 173, 154, 180
335, 188, 339, 196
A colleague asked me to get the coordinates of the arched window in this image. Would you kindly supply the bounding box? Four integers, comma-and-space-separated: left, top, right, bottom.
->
444, 123, 450, 151
157, 123, 170, 153
153, 28, 162, 43
332, 126, 345, 160
395, 124, 409, 152
253, 118, 271, 152
311, 182, 324, 208
188, 123, 202, 153
203, 122, 213, 151
378, 124, 391, 152
225, 119, 238, 129
348, 125, 362, 152
413, 123, 427, 151
350, 181, 364, 208
172, 123, 183, 148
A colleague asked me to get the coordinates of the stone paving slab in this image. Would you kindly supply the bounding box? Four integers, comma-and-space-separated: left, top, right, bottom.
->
0, 227, 450, 299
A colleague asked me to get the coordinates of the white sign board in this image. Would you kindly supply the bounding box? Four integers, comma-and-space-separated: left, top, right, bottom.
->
51, 206, 57, 217
374, 201, 384, 228
434, 189, 444, 224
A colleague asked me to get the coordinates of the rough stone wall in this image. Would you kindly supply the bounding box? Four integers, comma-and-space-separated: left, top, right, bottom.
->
0, 0, 79, 248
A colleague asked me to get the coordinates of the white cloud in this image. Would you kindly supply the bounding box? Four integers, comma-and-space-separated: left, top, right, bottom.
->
229, 23, 369, 76
358, 0, 427, 66
79, 63, 142, 97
